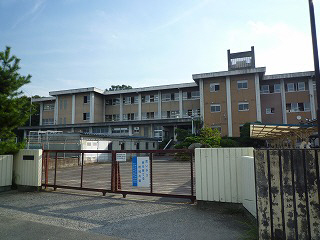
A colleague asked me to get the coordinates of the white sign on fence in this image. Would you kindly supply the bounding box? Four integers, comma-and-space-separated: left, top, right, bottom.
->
116, 153, 126, 162
132, 156, 150, 187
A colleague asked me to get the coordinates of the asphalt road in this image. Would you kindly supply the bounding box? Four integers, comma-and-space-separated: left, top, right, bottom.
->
0, 190, 252, 240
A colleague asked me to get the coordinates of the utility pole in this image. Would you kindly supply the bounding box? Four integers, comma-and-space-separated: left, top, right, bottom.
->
308, 0, 320, 139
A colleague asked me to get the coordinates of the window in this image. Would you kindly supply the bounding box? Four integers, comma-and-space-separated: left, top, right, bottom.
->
212, 126, 222, 133
260, 85, 269, 94
162, 93, 179, 102
43, 118, 54, 125
238, 102, 249, 111
183, 109, 200, 117
134, 127, 140, 134
146, 142, 149, 150
266, 107, 275, 114
112, 127, 128, 134
142, 112, 156, 120
287, 83, 295, 92
210, 83, 220, 92
304, 102, 310, 112
43, 103, 54, 111
142, 95, 158, 103
274, 84, 281, 93
105, 99, 112, 105
105, 114, 120, 122
63, 117, 66, 124
84, 95, 90, 104
154, 126, 162, 139
124, 96, 132, 105
134, 96, 139, 104
112, 98, 120, 105
136, 142, 140, 150
161, 110, 179, 119
124, 113, 135, 121
191, 91, 200, 99
237, 80, 248, 89
298, 82, 305, 91
64, 99, 67, 109
210, 104, 221, 112
83, 112, 90, 121
93, 127, 109, 134
286, 102, 310, 112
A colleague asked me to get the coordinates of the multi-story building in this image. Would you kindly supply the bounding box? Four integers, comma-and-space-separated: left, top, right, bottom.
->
21, 47, 316, 140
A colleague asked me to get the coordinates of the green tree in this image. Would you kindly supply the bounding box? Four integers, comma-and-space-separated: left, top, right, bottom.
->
175, 128, 191, 142
175, 126, 221, 148
106, 85, 132, 91
0, 46, 33, 154
238, 122, 265, 147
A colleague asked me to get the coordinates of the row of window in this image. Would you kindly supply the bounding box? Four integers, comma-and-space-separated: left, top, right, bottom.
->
105, 109, 199, 121
105, 91, 200, 106
210, 81, 308, 94
286, 102, 310, 113
210, 80, 248, 92
210, 102, 249, 112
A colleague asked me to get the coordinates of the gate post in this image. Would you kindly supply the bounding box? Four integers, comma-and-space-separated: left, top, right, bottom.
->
45, 151, 49, 189
111, 151, 116, 192
54, 152, 58, 190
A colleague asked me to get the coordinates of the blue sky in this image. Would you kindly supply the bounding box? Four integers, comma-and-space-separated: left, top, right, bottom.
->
1, 0, 320, 97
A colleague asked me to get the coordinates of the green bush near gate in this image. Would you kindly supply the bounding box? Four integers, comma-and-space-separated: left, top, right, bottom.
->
174, 126, 221, 149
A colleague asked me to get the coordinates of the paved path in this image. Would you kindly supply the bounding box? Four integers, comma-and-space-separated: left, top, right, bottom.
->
0, 190, 251, 240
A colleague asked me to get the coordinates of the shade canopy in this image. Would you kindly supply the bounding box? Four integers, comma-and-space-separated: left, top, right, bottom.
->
250, 123, 317, 140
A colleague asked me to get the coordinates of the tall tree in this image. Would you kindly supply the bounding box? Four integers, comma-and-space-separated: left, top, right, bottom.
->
106, 85, 132, 91
0, 46, 33, 154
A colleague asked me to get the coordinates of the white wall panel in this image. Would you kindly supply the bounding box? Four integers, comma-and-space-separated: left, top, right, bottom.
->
195, 148, 256, 217
0, 155, 13, 187
13, 149, 42, 187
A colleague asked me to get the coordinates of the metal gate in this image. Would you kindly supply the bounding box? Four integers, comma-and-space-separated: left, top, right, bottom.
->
42, 149, 195, 201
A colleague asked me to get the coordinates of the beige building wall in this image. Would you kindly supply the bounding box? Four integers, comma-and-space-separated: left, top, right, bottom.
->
260, 79, 283, 124
94, 93, 104, 123
57, 95, 72, 124
42, 100, 55, 121
230, 74, 257, 137
75, 93, 91, 123
142, 103, 158, 112
105, 95, 120, 115
203, 77, 228, 136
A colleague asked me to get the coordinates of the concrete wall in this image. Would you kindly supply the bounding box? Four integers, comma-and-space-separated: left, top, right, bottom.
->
13, 149, 42, 187
255, 149, 320, 239
195, 148, 255, 216
0, 155, 13, 188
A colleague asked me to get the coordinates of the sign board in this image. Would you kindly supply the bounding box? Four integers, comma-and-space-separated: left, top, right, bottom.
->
132, 156, 150, 187
116, 153, 126, 162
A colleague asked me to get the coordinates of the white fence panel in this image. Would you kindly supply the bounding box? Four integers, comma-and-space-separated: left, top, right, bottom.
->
0, 155, 13, 187
13, 149, 42, 187
241, 156, 256, 217
195, 148, 256, 216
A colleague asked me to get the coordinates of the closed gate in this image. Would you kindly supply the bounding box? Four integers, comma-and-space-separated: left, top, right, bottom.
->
42, 149, 195, 201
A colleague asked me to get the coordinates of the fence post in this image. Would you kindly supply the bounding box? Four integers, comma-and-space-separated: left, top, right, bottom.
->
45, 151, 49, 189
54, 152, 57, 190
80, 152, 84, 188
150, 153, 153, 193
190, 151, 194, 198
111, 151, 116, 192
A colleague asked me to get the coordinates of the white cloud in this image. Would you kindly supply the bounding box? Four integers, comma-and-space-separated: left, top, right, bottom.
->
227, 21, 314, 74
11, 0, 46, 29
